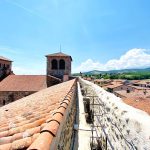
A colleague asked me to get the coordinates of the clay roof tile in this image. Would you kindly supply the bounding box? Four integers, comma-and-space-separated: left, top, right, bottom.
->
28, 132, 53, 150
0, 75, 48, 91
0, 143, 11, 150
0, 79, 76, 149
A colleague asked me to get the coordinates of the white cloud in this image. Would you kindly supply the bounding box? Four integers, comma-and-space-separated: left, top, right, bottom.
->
73, 48, 150, 73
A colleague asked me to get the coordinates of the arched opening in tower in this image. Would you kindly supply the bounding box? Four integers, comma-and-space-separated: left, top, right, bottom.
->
59, 59, 65, 70
51, 59, 58, 69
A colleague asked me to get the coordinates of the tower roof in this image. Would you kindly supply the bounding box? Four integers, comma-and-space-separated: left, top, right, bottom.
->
46, 52, 72, 61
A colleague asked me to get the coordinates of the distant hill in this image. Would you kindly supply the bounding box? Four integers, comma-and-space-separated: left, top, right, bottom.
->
83, 68, 150, 75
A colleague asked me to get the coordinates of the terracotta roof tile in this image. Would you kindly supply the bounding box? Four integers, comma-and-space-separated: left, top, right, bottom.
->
50, 113, 63, 124
56, 106, 67, 115
12, 132, 23, 141
12, 137, 32, 149
41, 121, 60, 136
123, 97, 150, 115
0, 136, 12, 145
105, 83, 123, 89
0, 130, 9, 138
0, 143, 11, 150
0, 75, 48, 91
28, 132, 53, 150
0, 79, 77, 149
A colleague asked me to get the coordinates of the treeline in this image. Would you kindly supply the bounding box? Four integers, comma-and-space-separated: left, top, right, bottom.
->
83, 72, 150, 80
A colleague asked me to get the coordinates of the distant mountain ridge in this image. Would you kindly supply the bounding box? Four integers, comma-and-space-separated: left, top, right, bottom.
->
83, 67, 150, 75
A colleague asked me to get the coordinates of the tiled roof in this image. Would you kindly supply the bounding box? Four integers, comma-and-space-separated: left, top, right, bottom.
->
0, 56, 12, 62
115, 90, 150, 98
46, 52, 72, 61
130, 80, 140, 84
134, 80, 150, 85
0, 75, 49, 92
94, 79, 103, 82
105, 83, 123, 89
127, 85, 150, 90
123, 98, 150, 115
86, 77, 92, 81
0, 79, 76, 149
115, 90, 150, 115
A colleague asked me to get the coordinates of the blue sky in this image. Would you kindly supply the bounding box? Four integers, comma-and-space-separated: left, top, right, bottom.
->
0, 0, 150, 74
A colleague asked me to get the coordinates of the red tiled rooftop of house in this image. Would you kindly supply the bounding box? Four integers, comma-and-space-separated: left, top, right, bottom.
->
0, 56, 12, 62
86, 77, 92, 81
134, 79, 150, 85
127, 85, 150, 90
130, 80, 141, 84
0, 79, 76, 150
114, 90, 150, 115
115, 90, 150, 98
123, 97, 150, 115
94, 79, 103, 82
105, 83, 123, 89
0, 75, 49, 91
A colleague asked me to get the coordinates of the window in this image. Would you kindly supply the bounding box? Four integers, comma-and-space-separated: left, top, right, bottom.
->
3, 100, 5, 105
51, 59, 58, 69
7, 64, 10, 68
59, 59, 65, 69
9, 94, 14, 102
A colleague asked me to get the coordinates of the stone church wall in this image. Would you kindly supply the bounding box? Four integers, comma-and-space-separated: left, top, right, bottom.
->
0, 91, 35, 106
46, 57, 71, 79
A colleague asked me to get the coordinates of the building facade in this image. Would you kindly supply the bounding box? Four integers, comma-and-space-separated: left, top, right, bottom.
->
0, 56, 13, 80
0, 75, 61, 106
46, 52, 72, 80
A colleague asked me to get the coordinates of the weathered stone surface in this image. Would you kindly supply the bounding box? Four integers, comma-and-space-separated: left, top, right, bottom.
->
79, 78, 150, 150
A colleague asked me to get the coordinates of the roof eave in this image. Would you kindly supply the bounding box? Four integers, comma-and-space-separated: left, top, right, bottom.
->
45, 55, 72, 61
0, 59, 13, 62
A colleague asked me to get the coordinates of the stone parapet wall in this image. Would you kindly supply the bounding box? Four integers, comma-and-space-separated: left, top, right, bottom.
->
80, 78, 150, 150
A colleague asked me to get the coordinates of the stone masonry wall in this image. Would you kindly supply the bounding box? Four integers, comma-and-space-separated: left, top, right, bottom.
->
0, 91, 35, 106
47, 57, 71, 78
57, 93, 76, 150
0, 59, 12, 78
80, 78, 150, 150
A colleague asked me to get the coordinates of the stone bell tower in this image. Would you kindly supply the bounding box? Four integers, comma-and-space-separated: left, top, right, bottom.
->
46, 52, 72, 81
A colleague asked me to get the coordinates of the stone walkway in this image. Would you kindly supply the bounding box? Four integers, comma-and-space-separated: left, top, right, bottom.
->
76, 82, 92, 150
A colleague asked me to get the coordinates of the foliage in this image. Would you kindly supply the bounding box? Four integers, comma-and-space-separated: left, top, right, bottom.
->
81, 71, 150, 80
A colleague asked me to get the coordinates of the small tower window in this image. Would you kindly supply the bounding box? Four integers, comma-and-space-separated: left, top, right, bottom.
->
59, 59, 65, 70
7, 65, 10, 69
51, 59, 58, 69
3, 100, 5, 105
